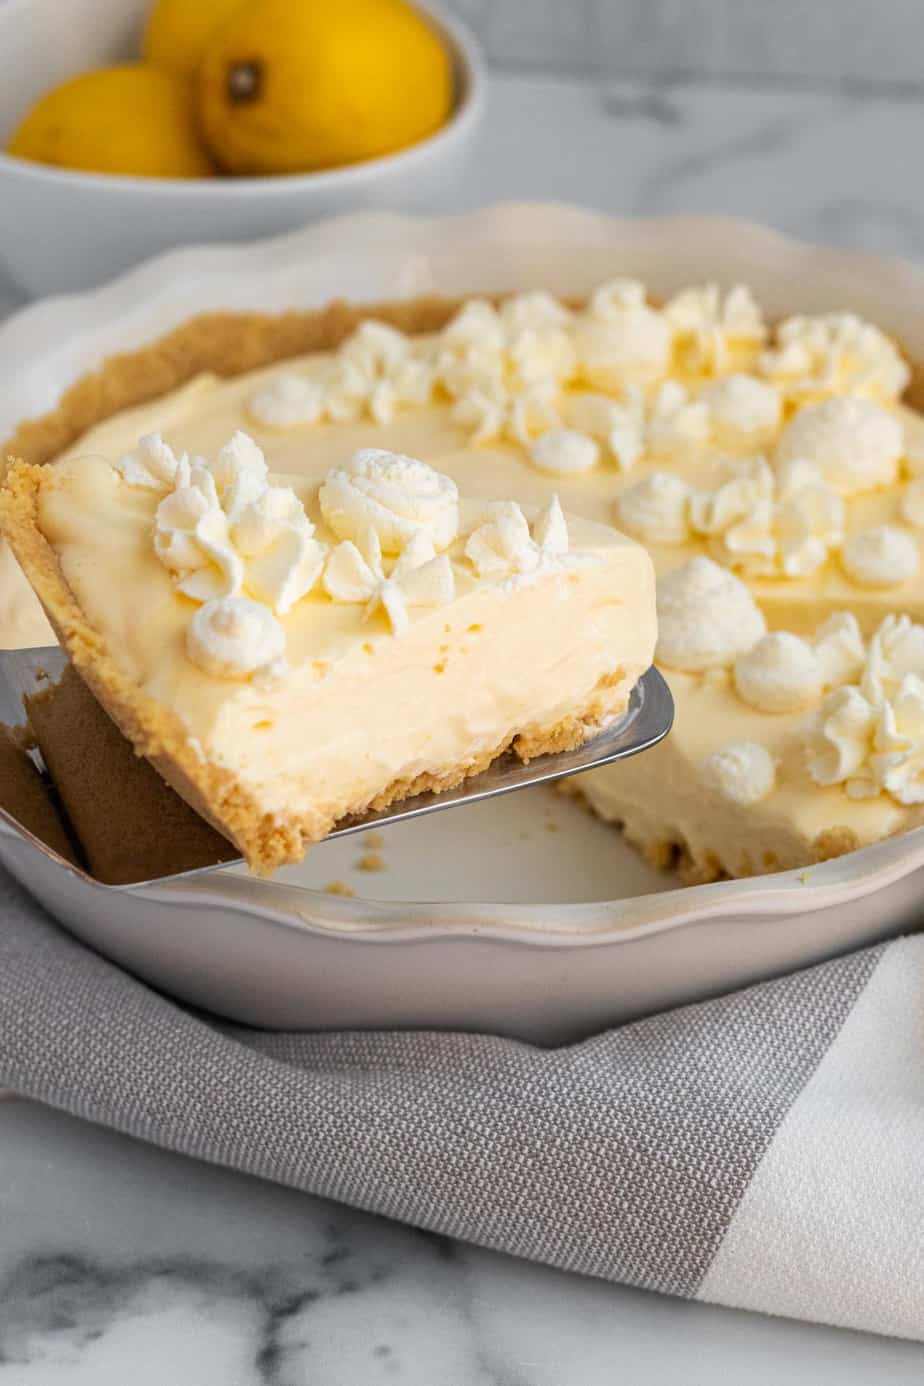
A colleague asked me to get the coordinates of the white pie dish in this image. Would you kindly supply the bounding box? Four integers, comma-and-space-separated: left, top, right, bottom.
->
3, 203, 924, 1043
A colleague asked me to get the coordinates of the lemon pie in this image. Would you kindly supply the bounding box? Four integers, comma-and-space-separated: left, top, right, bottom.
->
5, 278, 924, 882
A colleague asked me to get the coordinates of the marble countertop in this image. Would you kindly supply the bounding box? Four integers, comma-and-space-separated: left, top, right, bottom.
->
4, 69, 924, 1381
4, 1099, 924, 1384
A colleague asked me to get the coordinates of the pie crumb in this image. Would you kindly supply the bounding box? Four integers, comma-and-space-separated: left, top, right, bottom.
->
325, 879, 355, 897
365, 831, 385, 848
357, 851, 386, 872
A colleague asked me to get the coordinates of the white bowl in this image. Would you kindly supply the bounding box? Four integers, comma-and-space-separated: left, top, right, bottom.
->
3, 205, 924, 1042
0, 0, 485, 298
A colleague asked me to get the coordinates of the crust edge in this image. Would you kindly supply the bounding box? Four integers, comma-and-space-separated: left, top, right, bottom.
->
2, 296, 472, 472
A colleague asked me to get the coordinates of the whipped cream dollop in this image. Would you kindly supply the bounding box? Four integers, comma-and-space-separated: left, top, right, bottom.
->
247, 323, 435, 431
701, 373, 782, 449
774, 396, 904, 496
530, 428, 600, 476
865, 678, 924, 804
499, 290, 574, 334
147, 432, 327, 615
727, 612, 865, 716
566, 392, 645, 470
116, 433, 203, 490
664, 283, 766, 374
186, 597, 287, 681
734, 632, 824, 713
324, 321, 435, 426
813, 611, 866, 686
574, 279, 673, 387
568, 382, 709, 473
807, 686, 880, 796
616, 472, 692, 545
439, 294, 577, 390
440, 298, 505, 359
323, 526, 455, 637
689, 457, 844, 579
806, 614, 924, 804
437, 296, 577, 445
119, 431, 333, 680
232, 485, 329, 615
841, 526, 919, 588
701, 741, 776, 805
247, 372, 325, 430
319, 448, 459, 554
807, 679, 924, 804
758, 313, 910, 403
154, 470, 243, 602
655, 556, 766, 672
451, 376, 560, 448
645, 381, 711, 457
566, 392, 626, 442
464, 496, 569, 581
861, 612, 924, 703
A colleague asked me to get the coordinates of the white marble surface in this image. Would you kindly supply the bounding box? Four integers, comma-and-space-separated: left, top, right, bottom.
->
448, 72, 924, 258
3, 1098, 924, 1384
5, 68, 924, 1380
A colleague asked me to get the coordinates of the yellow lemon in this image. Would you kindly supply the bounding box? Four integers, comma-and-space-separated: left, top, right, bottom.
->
6, 66, 216, 179
197, 0, 453, 176
144, 0, 247, 78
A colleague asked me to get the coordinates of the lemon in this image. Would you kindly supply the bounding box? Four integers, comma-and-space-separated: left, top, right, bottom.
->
144, 0, 246, 78
197, 0, 453, 176
6, 66, 216, 179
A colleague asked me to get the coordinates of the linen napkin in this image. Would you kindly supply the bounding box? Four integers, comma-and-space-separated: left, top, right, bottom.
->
0, 869, 921, 1341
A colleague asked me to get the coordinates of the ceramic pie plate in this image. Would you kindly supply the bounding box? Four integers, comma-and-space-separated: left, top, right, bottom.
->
3, 204, 924, 1044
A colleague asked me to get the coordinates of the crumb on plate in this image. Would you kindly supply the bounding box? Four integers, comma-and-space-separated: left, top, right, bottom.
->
325, 879, 355, 897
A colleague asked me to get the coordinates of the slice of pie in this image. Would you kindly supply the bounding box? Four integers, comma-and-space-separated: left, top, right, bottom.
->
0, 434, 656, 874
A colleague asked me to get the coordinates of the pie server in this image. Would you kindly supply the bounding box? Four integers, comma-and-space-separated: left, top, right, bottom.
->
0, 646, 673, 888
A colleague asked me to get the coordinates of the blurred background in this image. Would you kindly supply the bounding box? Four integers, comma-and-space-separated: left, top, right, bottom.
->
449, 0, 924, 86
1, 0, 921, 304
440, 0, 922, 255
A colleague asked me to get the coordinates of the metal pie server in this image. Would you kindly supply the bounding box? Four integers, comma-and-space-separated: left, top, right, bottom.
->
0, 646, 673, 885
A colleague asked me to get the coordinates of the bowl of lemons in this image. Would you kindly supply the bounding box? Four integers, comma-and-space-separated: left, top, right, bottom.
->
0, 0, 485, 296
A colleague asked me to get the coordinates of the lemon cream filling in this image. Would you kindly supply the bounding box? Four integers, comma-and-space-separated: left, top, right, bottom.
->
14, 437, 656, 867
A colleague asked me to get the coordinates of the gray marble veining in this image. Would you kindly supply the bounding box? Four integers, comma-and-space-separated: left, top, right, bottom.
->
2, 1100, 924, 1385
442, 74, 924, 262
